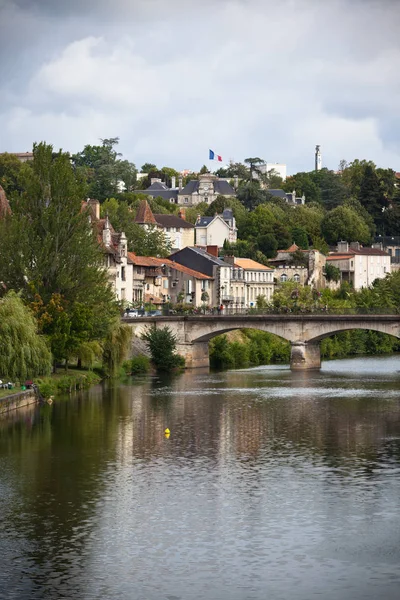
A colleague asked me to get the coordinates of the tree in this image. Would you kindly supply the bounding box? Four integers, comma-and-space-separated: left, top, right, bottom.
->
0, 143, 119, 367
142, 325, 185, 371
72, 138, 137, 201
291, 226, 309, 249
0, 291, 51, 380
205, 195, 247, 229
102, 318, 132, 377
244, 157, 264, 179
141, 163, 157, 173
321, 205, 371, 245
257, 233, 278, 258
199, 165, 209, 174
0, 152, 24, 196
313, 168, 350, 210
358, 164, 386, 222
325, 263, 341, 282
283, 172, 321, 203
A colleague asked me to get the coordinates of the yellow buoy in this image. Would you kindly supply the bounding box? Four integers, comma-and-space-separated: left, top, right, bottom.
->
164, 428, 170, 435
165, 433, 170, 439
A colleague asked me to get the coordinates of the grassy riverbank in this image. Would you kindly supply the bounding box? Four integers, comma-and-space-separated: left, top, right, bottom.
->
209, 329, 400, 370
35, 369, 102, 398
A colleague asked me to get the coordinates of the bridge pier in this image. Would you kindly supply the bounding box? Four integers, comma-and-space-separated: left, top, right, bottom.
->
176, 341, 210, 369
290, 341, 321, 371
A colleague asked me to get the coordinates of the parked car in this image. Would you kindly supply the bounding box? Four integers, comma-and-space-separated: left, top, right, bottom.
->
124, 308, 140, 318
147, 310, 162, 317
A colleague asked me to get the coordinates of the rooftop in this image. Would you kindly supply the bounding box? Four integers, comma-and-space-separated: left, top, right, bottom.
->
234, 258, 274, 271
134, 199, 158, 225
154, 213, 194, 229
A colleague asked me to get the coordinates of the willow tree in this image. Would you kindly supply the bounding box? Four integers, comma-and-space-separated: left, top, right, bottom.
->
102, 319, 132, 377
0, 291, 51, 380
0, 143, 119, 368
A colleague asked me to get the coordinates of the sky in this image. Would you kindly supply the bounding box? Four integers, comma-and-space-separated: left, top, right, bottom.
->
0, 0, 399, 174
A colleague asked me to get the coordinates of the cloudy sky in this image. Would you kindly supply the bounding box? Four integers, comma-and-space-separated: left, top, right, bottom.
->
0, 0, 399, 174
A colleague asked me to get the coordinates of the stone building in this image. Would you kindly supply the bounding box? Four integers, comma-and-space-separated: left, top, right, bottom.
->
178, 173, 236, 206
268, 243, 327, 289
223, 257, 275, 307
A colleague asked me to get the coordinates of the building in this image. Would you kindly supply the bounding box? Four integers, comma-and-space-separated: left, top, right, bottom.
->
258, 162, 287, 181
326, 241, 391, 289
170, 246, 233, 306
178, 173, 236, 206
268, 243, 327, 289
134, 199, 195, 250
85, 199, 133, 304
373, 236, 400, 271
223, 257, 275, 307
195, 208, 237, 247
127, 254, 168, 307
315, 145, 322, 171
135, 180, 180, 203
0, 152, 34, 163
266, 189, 305, 205
149, 258, 215, 307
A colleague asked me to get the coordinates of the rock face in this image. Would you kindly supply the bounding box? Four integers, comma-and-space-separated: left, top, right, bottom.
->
0, 185, 11, 219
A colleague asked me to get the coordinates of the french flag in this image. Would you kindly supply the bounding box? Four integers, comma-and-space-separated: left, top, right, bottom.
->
209, 149, 223, 162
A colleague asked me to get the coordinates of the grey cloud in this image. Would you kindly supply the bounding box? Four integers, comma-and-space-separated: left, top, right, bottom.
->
0, 0, 400, 172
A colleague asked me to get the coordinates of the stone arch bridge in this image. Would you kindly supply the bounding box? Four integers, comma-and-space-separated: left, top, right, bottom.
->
123, 314, 400, 370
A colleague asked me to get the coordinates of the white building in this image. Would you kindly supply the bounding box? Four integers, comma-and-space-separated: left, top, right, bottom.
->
326, 241, 391, 290
195, 209, 237, 248
258, 162, 287, 181
224, 257, 275, 307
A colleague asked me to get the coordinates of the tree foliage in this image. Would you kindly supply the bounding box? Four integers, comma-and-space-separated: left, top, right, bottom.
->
0, 291, 52, 380
142, 325, 185, 371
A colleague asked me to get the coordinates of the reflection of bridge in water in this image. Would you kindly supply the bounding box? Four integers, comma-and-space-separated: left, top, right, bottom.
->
123, 314, 400, 370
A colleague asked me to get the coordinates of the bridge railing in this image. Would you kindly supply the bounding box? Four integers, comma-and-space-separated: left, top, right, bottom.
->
155, 306, 400, 317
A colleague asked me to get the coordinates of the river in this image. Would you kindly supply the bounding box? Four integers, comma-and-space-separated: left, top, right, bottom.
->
0, 356, 400, 600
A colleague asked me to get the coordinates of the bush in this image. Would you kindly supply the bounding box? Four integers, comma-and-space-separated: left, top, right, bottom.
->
38, 381, 56, 399
123, 355, 151, 375
142, 325, 185, 372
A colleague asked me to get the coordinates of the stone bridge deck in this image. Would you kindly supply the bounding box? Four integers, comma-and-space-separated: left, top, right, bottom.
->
123, 314, 400, 370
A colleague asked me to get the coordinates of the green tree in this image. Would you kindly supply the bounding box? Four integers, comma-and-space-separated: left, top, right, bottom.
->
205, 195, 247, 229
102, 319, 132, 377
0, 143, 119, 367
358, 164, 386, 222
321, 206, 371, 244
142, 325, 185, 371
72, 137, 137, 201
244, 157, 264, 179
258, 233, 278, 258
0, 152, 24, 196
283, 172, 321, 203
141, 163, 157, 173
199, 165, 209, 174
291, 226, 309, 249
0, 291, 51, 380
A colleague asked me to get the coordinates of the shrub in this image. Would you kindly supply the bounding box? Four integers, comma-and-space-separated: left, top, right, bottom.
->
123, 355, 151, 375
142, 326, 185, 372
38, 381, 56, 399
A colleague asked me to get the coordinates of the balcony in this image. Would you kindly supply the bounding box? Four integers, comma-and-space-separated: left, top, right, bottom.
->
221, 295, 234, 303
234, 296, 245, 304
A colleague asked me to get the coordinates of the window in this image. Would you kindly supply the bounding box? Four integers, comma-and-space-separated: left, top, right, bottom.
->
121, 266, 126, 281
293, 273, 300, 282
280, 274, 288, 282
121, 288, 126, 300
205, 197, 208, 203
137, 267, 142, 275
163, 280, 168, 289
184, 198, 189, 204
146, 284, 150, 290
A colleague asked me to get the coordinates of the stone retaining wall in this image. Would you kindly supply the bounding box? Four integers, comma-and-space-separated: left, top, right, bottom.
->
0, 390, 38, 414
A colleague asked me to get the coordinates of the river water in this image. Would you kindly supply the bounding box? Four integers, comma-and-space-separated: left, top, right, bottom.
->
1, 356, 400, 600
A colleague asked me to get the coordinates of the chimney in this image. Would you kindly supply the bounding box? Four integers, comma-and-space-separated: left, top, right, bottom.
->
150, 177, 162, 185
224, 255, 235, 265
171, 176, 176, 189
337, 240, 349, 253
207, 245, 219, 257
350, 241, 361, 251
103, 215, 112, 246
87, 198, 100, 220
178, 208, 186, 220
234, 175, 239, 190
178, 177, 183, 190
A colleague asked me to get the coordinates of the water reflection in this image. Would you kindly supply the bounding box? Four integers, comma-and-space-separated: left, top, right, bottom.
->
0, 357, 400, 599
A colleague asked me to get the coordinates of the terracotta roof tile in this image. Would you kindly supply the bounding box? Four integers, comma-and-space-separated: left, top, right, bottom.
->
135, 199, 157, 224
234, 258, 273, 271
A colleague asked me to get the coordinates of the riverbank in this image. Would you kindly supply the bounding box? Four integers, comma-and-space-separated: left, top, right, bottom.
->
209, 328, 400, 370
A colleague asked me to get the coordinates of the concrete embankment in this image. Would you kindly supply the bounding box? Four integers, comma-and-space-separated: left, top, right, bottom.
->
0, 390, 38, 415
